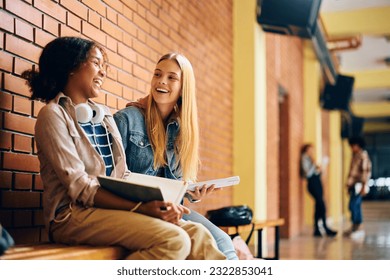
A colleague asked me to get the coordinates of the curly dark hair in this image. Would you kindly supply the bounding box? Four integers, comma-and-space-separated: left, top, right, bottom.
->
348, 136, 366, 149
22, 37, 107, 103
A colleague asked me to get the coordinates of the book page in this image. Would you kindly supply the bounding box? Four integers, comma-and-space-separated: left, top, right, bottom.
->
187, 176, 240, 192
124, 172, 188, 204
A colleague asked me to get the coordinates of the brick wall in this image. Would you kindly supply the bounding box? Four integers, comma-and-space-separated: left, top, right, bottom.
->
265, 34, 305, 238
0, 0, 233, 244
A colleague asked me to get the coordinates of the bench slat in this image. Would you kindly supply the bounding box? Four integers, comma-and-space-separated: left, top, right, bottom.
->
0, 243, 128, 260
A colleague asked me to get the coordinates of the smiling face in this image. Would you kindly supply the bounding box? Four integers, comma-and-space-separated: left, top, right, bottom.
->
150, 59, 182, 116
64, 46, 107, 104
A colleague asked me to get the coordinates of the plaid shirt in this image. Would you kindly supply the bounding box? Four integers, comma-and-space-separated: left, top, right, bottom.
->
347, 150, 372, 189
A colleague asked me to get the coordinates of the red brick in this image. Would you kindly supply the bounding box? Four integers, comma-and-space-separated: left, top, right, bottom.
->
106, 7, 118, 24
146, 34, 162, 53
106, 93, 117, 109
0, 189, 40, 208
122, 5, 133, 21
105, 49, 122, 68
5, 34, 41, 63
137, 29, 146, 43
43, 14, 60, 36
14, 57, 34, 76
137, 2, 147, 18
13, 95, 32, 116
59, 24, 81, 37
13, 134, 33, 153
34, 0, 66, 23
7, 228, 41, 244
3, 152, 40, 172
82, 21, 106, 45
102, 78, 122, 96
14, 210, 33, 227
101, 18, 122, 41
0, 91, 13, 111
118, 70, 136, 88
5, 0, 42, 27
150, 1, 159, 16
0, 31, 4, 48
0, 9, 14, 33
122, 59, 134, 76
14, 172, 33, 190
33, 209, 45, 226
3, 73, 31, 97
92, 93, 105, 105
117, 98, 128, 110
0, 210, 12, 227
104, 0, 123, 13
133, 13, 150, 33
33, 100, 45, 118
66, 11, 81, 31
0, 130, 12, 151
61, 0, 88, 20
106, 36, 118, 52
0, 170, 12, 189
106, 66, 118, 81
122, 33, 133, 48
122, 87, 133, 101
133, 64, 150, 82
123, 0, 137, 12
3, 112, 36, 135
15, 18, 34, 42
118, 43, 137, 63
34, 174, 43, 191
35, 28, 57, 48
132, 40, 150, 58
87, 10, 101, 28
118, 14, 137, 37
83, 0, 106, 17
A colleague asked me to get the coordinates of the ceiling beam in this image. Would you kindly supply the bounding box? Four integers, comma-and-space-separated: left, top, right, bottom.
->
343, 69, 390, 89
321, 7, 390, 36
351, 101, 390, 118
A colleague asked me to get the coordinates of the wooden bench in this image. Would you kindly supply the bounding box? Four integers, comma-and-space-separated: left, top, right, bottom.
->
0, 243, 128, 260
219, 218, 285, 260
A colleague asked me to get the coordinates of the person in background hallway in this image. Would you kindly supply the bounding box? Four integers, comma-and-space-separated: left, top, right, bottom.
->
344, 137, 372, 236
300, 144, 337, 237
114, 52, 238, 260
22, 36, 225, 260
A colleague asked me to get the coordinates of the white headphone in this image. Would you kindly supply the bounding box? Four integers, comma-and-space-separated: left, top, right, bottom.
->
75, 103, 105, 124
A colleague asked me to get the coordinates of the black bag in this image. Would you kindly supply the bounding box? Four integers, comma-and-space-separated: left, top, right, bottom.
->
206, 205, 253, 227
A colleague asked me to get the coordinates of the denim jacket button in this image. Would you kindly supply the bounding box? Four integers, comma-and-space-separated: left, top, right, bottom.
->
139, 141, 144, 146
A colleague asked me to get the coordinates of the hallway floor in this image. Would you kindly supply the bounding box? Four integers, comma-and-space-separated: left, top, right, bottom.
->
278, 201, 390, 260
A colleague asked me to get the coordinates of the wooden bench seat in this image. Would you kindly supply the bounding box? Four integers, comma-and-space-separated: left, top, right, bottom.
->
0, 243, 128, 260
219, 218, 285, 260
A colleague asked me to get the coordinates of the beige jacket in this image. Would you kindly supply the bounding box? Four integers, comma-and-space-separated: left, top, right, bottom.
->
35, 93, 127, 229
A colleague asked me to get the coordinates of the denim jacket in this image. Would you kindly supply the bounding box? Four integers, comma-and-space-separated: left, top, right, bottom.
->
114, 106, 183, 180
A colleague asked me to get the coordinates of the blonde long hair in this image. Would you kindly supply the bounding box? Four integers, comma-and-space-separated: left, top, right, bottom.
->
145, 53, 199, 181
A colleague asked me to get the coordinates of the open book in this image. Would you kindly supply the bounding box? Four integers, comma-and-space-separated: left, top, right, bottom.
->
97, 172, 188, 204
187, 176, 240, 192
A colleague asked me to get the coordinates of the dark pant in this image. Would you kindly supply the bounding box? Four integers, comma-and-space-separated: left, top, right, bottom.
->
307, 174, 328, 231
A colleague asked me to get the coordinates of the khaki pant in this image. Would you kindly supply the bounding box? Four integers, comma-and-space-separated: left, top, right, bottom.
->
50, 204, 226, 260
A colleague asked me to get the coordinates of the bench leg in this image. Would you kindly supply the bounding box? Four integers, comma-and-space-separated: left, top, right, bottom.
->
257, 226, 280, 260
274, 226, 280, 260
256, 229, 263, 258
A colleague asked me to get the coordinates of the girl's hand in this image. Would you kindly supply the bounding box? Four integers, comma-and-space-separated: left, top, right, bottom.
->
186, 184, 217, 201
138, 200, 190, 225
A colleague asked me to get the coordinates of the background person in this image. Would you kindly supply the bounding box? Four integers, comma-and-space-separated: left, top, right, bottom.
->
22, 37, 225, 260
300, 144, 337, 237
114, 52, 238, 260
345, 137, 372, 236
